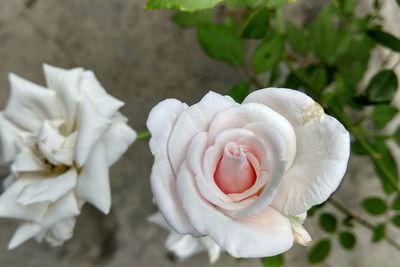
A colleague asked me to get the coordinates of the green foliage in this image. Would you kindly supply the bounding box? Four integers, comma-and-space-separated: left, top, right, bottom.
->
252, 34, 284, 73
286, 22, 308, 55
261, 254, 284, 267
319, 213, 337, 233
392, 195, 400, 210
227, 80, 251, 103
197, 24, 244, 66
366, 70, 398, 103
308, 239, 331, 264
367, 29, 400, 53
242, 8, 269, 39
146, 0, 223, 11
361, 197, 388, 215
371, 105, 398, 128
372, 223, 386, 242
391, 215, 400, 227
339, 231, 356, 250
172, 10, 213, 27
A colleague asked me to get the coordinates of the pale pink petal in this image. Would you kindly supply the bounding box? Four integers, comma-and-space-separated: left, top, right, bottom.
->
147, 99, 197, 235
168, 92, 237, 174
4, 74, 63, 132
177, 162, 293, 258
75, 140, 111, 214
244, 88, 350, 215
17, 168, 77, 205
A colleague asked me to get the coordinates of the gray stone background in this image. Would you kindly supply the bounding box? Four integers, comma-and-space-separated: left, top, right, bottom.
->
0, 0, 399, 266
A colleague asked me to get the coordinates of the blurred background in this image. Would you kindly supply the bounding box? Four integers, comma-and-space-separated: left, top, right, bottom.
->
0, 0, 399, 266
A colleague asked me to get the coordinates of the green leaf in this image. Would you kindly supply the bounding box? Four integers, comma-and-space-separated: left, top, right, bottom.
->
366, 70, 398, 103
252, 35, 284, 73
371, 105, 398, 128
367, 29, 400, 53
351, 140, 367, 155
227, 80, 251, 103
225, 0, 288, 8
372, 138, 399, 194
146, 0, 223, 11
261, 254, 284, 267
286, 22, 308, 55
393, 127, 400, 147
172, 10, 213, 28
339, 231, 356, 250
372, 223, 385, 242
308, 239, 331, 264
391, 215, 400, 227
392, 195, 400, 210
242, 8, 269, 39
361, 197, 387, 215
319, 213, 337, 233
197, 24, 244, 66
396, 0, 400, 8
339, 0, 356, 13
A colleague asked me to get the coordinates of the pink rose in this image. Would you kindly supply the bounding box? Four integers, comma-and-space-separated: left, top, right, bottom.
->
147, 88, 350, 257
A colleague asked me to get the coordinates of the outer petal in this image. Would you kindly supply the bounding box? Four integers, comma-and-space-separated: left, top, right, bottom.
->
17, 168, 77, 205
75, 140, 111, 214
74, 72, 124, 167
8, 223, 42, 250
244, 88, 350, 215
0, 176, 49, 222
4, 74, 63, 132
102, 116, 136, 166
177, 161, 294, 258
0, 113, 25, 163
147, 99, 196, 234
43, 64, 83, 132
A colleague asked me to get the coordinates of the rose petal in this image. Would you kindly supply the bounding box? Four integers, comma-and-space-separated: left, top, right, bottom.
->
43, 64, 83, 132
102, 115, 136, 166
43, 217, 76, 246
11, 148, 48, 175
177, 161, 293, 258
17, 168, 77, 205
8, 223, 42, 250
4, 73, 63, 132
168, 92, 237, 174
0, 176, 49, 222
75, 140, 111, 214
74, 72, 124, 167
147, 99, 197, 235
244, 88, 350, 215
0, 113, 24, 163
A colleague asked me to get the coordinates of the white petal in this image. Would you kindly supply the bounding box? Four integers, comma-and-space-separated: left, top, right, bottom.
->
8, 223, 42, 250
166, 233, 205, 261
245, 88, 350, 215
0, 113, 24, 163
148, 212, 173, 231
0, 176, 49, 222
177, 161, 294, 258
168, 92, 237, 174
103, 116, 136, 166
4, 73, 63, 132
17, 168, 77, 205
147, 99, 197, 235
75, 140, 111, 214
43, 64, 83, 132
201, 237, 222, 263
43, 217, 76, 246
11, 148, 48, 175
37, 120, 68, 166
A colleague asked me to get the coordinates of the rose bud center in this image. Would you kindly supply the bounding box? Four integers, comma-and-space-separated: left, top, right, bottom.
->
214, 142, 256, 194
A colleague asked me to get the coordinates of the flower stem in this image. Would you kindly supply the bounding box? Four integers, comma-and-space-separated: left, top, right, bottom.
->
136, 130, 151, 141
328, 198, 400, 252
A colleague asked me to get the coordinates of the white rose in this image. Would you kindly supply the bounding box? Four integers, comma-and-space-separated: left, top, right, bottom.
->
0, 64, 136, 249
147, 89, 350, 258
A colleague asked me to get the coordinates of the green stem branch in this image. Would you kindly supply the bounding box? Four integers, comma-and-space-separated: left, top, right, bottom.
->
328, 198, 400, 252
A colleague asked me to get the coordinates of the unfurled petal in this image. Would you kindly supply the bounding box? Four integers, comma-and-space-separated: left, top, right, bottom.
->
0, 113, 24, 163
75, 140, 111, 214
17, 168, 77, 205
8, 223, 42, 250
4, 74, 63, 132
147, 99, 197, 235
11, 148, 48, 174
43, 217, 76, 246
177, 161, 294, 258
244, 88, 350, 215
103, 116, 136, 166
